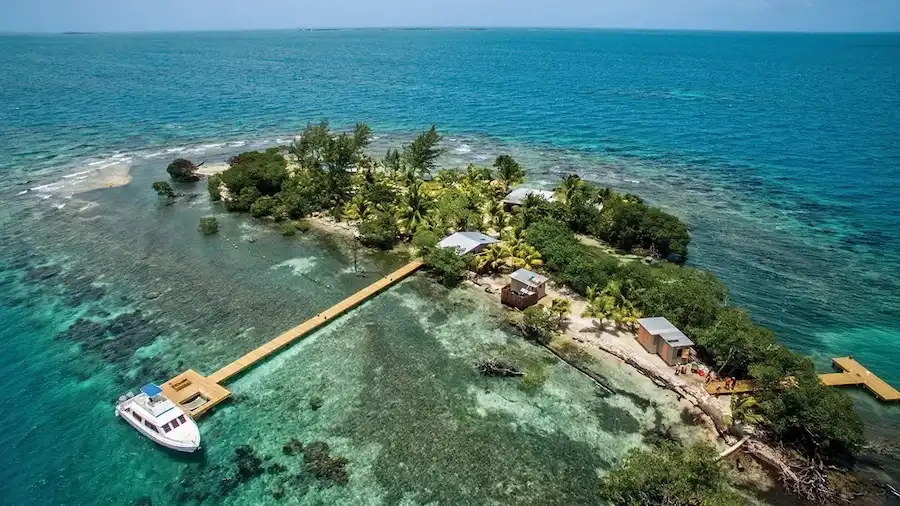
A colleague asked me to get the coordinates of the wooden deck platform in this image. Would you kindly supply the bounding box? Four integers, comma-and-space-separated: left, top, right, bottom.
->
821, 357, 900, 401
160, 369, 232, 418
705, 357, 900, 402
705, 379, 756, 395
161, 260, 423, 418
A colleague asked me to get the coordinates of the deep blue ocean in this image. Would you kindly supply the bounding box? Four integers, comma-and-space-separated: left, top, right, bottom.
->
1, 29, 899, 504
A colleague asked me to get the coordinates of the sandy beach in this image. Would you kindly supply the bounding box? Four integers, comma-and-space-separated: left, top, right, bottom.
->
468, 273, 733, 435
22, 161, 134, 199
194, 162, 229, 177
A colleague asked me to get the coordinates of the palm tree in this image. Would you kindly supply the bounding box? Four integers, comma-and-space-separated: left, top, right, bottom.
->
582, 295, 614, 326
488, 203, 511, 234
396, 180, 430, 235
589, 280, 641, 331
501, 226, 525, 245
473, 243, 508, 274
506, 242, 543, 270
493, 155, 525, 193
550, 298, 572, 329
556, 174, 585, 205
729, 394, 767, 431
383, 149, 403, 180
344, 194, 372, 222
517, 193, 549, 228
435, 168, 460, 186
464, 164, 493, 184
624, 306, 642, 331
611, 305, 642, 332
585, 285, 601, 305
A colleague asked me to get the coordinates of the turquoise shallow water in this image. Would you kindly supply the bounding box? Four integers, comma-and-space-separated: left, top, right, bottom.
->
1, 29, 900, 502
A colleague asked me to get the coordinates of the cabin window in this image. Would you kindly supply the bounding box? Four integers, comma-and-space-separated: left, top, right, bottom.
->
178, 415, 187, 424
132, 412, 142, 422
162, 423, 171, 433
171, 418, 180, 429
144, 421, 159, 433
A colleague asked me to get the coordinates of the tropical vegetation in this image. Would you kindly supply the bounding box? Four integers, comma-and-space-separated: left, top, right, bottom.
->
152, 181, 175, 199
167, 158, 201, 182
600, 440, 750, 506
186, 121, 864, 492
524, 218, 864, 459
198, 217, 219, 235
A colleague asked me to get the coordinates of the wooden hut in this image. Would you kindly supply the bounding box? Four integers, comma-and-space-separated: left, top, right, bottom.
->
501, 269, 548, 310
637, 317, 693, 366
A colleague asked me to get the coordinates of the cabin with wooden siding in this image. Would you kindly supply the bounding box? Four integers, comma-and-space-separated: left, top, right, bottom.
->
637, 317, 694, 366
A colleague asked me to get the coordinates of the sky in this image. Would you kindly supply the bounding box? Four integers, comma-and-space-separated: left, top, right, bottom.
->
2, 0, 899, 33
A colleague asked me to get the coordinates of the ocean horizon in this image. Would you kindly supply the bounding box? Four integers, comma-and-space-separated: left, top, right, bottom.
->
1, 29, 898, 504
6, 26, 900, 35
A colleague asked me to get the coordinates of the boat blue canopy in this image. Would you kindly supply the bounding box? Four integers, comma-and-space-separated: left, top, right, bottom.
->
141, 383, 163, 397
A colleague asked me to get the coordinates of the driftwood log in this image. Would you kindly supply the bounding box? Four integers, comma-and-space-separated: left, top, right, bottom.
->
476, 359, 524, 377
501, 310, 865, 503
744, 440, 843, 503
570, 338, 850, 501
574, 338, 732, 438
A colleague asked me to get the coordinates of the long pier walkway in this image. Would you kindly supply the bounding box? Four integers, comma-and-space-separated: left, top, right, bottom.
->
706, 356, 900, 402
161, 260, 423, 418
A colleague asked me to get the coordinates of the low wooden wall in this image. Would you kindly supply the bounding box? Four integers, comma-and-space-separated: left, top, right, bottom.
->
501, 285, 538, 310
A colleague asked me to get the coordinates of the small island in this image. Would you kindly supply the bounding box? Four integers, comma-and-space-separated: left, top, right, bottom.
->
156, 121, 877, 505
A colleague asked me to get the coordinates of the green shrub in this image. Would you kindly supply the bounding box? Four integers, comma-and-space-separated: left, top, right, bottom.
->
411, 228, 440, 255
590, 196, 690, 259
280, 220, 310, 236
250, 195, 279, 218
152, 181, 175, 198
526, 219, 619, 294
219, 148, 288, 201
522, 305, 556, 344
358, 212, 399, 250
629, 263, 726, 330
207, 175, 222, 201
224, 186, 262, 212
199, 217, 219, 235
756, 371, 864, 456
600, 440, 749, 506
166, 158, 200, 182
521, 364, 550, 393
423, 247, 469, 287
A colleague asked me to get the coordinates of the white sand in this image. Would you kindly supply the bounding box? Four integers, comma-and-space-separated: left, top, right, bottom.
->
27, 162, 133, 198
469, 273, 731, 438
194, 162, 228, 176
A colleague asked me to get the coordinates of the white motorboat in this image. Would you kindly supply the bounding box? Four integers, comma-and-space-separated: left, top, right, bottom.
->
115, 384, 201, 453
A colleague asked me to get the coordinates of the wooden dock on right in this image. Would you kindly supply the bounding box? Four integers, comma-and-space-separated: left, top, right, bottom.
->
819, 357, 900, 401
706, 356, 900, 402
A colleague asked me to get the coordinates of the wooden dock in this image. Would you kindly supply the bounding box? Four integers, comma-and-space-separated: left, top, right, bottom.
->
162, 260, 424, 418
705, 357, 900, 402
161, 369, 232, 418
705, 379, 756, 395
820, 357, 900, 401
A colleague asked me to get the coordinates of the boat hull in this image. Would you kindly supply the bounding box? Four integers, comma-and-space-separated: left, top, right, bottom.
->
116, 404, 201, 453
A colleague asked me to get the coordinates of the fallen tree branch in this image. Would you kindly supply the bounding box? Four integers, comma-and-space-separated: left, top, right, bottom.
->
717, 436, 751, 461
476, 359, 524, 377
744, 439, 839, 504
579, 338, 732, 438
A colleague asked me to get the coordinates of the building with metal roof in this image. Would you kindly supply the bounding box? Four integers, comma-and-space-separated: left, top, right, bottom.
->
510, 269, 548, 291
636, 317, 694, 366
502, 269, 549, 310
437, 231, 499, 255
501, 188, 557, 207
